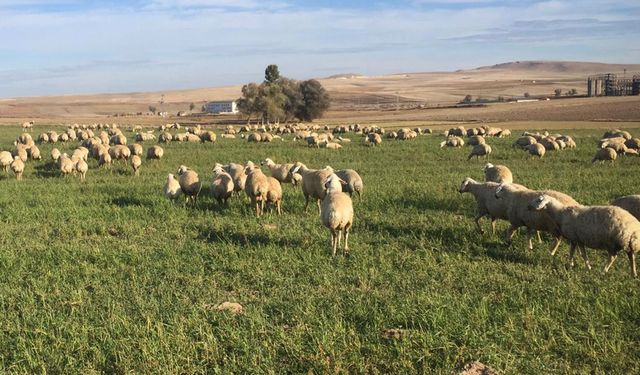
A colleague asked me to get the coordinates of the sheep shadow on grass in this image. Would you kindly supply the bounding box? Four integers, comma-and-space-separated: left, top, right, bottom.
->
33, 161, 60, 178
198, 227, 304, 248
111, 196, 144, 207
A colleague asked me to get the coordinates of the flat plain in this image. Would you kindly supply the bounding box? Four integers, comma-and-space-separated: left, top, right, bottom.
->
0, 120, 639, 373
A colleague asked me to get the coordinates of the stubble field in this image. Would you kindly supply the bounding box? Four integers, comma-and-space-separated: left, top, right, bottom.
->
0, 122, 639, 373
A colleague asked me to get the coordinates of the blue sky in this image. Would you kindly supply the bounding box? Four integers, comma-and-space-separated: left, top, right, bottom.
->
0, 0, 638, 97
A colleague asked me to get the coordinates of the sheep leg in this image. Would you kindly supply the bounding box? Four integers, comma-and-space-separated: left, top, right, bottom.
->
579, 245, 591, 270
473, 214, 485, 235
337, 230, 342, 249
303, 194, 310, 212
536, 231, 542, 244
316, 199, 321, 216
549, 237, 562, 256
505, 225, 517, 245
604, 254, 618, 273
344, 228, 350, 255
277, 201, 281, 215
331, 230, 337, 256
627, 251, 637, 277
568, 242, 577, 268
490, 219, 496, 235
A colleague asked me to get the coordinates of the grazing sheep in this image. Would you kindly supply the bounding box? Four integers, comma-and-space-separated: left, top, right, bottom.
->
592, 147, 617, 163
526, 143, 546, 158
334, 169, 363, 198
495, 183, 580, 251
109, 145, 131, 162
290, 162, 333, 215
10, 156, 24, 180
459, 178, 526, 235
512, 136, 537, 149
76, 159, 88, 181
468, 135, 485, 146
131, 155, 142, 176
28, 145, 41, 160
50, 148, 61, 162
248, 133, 262, 143
468, 143, 492, 160
211, 165, 234, 206
483, 163, 513, 184
13, 146, 28, 163
129, 143, 143, 156
38, 133, 49, 144
159, 132, 173, 143
201, 131, 217, 143
366, 132, 382, 146
0, 151, 13, 172
98, 151, 112, 167
110, 134, 127, 145
321, 174, 354, 256
529, 194, 640, 276
223, 162, 247, 194
611, 195, 640, 221
58, 154, 74, 177
266, 177, 283, 215
146, 145, 164, 160
261, 158, 294, 184
177, 165, 202, 206
244, 163, 270, 216
440, 136, 464, 148
164, 174, 182, 201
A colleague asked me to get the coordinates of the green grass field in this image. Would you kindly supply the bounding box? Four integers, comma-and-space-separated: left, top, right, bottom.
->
0, 124, 639, 374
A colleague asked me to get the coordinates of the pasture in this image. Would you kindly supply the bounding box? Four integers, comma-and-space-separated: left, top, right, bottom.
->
0, 123, 639, 373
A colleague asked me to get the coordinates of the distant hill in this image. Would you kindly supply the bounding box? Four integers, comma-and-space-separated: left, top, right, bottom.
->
2, 60, 639, 118
473, 61, 640, 74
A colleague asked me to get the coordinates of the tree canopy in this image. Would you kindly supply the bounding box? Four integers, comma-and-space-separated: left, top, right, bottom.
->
237, 64, 330, 123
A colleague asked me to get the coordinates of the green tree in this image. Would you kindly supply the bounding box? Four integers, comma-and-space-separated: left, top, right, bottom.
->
257, 82, 286, 124
462, 95, 473, 103
296, 79, 330, 122
237, 83, 261, 123
189, 102, 195, 111
279, 77, 303, 122
554, 88, 562, 97
148, 105, 157, 114
264, 64, 280, 84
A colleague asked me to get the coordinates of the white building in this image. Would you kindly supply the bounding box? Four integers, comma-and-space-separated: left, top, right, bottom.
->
204, 100, 238, 114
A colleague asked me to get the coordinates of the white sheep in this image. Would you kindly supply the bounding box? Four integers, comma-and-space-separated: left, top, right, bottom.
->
131, 155, 142, 176
10, 156, 24, 180
321, 173, 354, 256
468, 144, 492, 160
76, 158, 88, 181
146, 145, 164, 160
177, 165, 202, 206
334, 169, 363, 198
164, 174, 182, 201
223, 162, 247, 194
266, 176, 283, 215
440, 136, 464, 148
593, 147, 617, 163
483, 163, 513, 184
495, 183, 580, 252
0, 151, 13, 172
459, 178, 525, 235
529, 194, 640, 276
290, 162, 333, 215
611, 195, 640, 221
526, 143, 546, 158
244, 162, 270, 216
211, 165, 234, 206
261, 158, 294, 184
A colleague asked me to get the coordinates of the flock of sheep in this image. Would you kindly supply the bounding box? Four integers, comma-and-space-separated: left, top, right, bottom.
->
7, 121, 640, 266
164, 160, 362, 256
460, 161, 640, 277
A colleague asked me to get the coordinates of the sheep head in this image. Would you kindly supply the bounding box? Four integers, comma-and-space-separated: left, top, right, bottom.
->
483, 162, 494, 171
528, 194, 551, 211
324, 174, 345, 193
458, 177, 475, 194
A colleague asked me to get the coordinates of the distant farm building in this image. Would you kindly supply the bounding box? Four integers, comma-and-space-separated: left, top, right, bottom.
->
204, 100, 238, 114
587, 73, 640, 97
